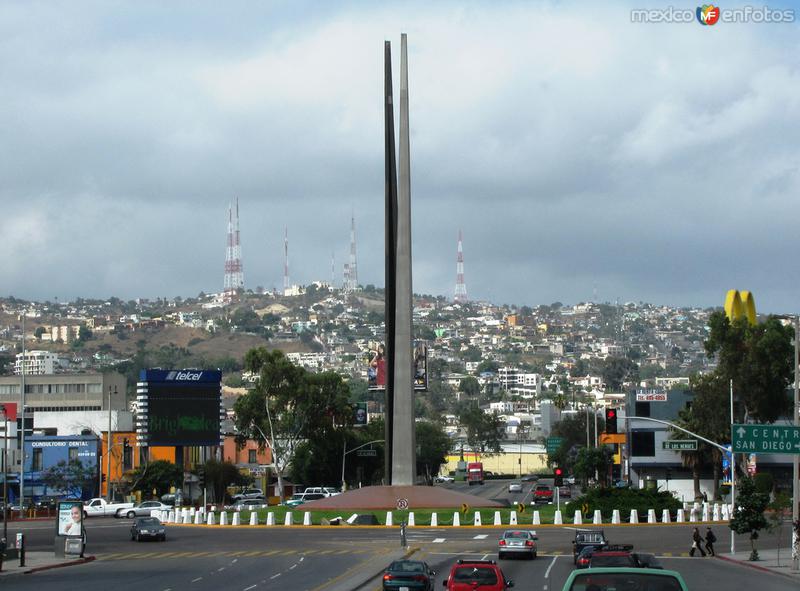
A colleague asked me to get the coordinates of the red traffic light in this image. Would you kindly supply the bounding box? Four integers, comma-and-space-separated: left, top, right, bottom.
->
607, 409, 616, 419
554, 468, 563, 476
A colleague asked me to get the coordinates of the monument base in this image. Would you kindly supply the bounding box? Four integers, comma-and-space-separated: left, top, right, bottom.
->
303, 485, 504, 510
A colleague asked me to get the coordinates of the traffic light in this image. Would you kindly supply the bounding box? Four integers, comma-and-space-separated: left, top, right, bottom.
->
554, 467, 563, 487
197, 466, 206, 489
605, 408, 618, 434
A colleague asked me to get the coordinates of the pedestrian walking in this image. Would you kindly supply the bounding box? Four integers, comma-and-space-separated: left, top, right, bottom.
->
705, 526, 716, 556
689, 527, 706, 557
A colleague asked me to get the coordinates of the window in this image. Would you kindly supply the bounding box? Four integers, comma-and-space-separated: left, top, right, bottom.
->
32, 448, 43, 471
248, 450, 257, 464
635, 401, 651, 417
631, 431, 656, 457
68, 447, 79, 461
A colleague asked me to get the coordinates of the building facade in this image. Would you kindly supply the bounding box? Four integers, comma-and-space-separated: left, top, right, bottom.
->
14, 350, 59, 375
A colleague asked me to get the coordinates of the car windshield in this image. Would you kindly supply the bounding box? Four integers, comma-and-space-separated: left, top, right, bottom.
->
578, 533, 605, 543
453, 567, 498, 584
504, 531, 529, 539
568, 573, 683, 591
390, 561, 424, 572
138, 518, 160, 526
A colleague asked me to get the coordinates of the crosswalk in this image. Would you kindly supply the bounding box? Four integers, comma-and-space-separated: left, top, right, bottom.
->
99, 548, 388, 561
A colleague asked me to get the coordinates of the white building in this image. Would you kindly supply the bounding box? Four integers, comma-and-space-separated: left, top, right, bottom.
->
15, 350, 59, 375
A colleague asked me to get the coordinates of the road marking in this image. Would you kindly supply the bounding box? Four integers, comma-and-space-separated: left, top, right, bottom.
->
473, 534, 488, 540
299, 556, 305, 562
270, 573, 281, 580
289, 564, 297, 570
544, 555, 558, 580
218, 567, 226, 572
243, 586, 257, 591
232, 558, 239, 563
481, 554, 489, 560
191, 578, 202, 583
432, 538, 446, 543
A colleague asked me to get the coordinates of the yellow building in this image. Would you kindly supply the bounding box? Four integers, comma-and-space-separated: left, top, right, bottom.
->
443, 450, 549, 477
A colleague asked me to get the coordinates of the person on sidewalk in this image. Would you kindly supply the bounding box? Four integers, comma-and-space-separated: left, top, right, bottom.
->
690, 527, 707, 557
705, 526, 716, 556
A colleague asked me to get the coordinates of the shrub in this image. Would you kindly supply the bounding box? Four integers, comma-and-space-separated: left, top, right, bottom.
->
566, 487, 682, 521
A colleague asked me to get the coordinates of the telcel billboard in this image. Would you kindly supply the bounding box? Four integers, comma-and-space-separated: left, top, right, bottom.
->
137, 369, 223, 447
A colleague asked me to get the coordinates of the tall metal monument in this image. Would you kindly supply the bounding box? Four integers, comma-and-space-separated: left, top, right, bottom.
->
223, 198, 244, 299
385, 34, 416, 486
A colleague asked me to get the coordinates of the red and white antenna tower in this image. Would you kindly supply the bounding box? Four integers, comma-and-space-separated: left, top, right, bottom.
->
283, 226, 289, 294
454, 229, 467, 303
223, 198, 244, 299
345, 215, 359, 292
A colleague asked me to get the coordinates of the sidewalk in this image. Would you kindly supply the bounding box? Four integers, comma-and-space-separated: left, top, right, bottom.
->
0, 551, 94, 576
718, 548, 800, 581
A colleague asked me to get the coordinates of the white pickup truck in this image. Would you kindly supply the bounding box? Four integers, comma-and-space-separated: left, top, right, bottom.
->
83, 497, 135, 518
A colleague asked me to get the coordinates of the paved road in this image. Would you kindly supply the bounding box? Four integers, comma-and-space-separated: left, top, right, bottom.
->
5, 517, 794, 589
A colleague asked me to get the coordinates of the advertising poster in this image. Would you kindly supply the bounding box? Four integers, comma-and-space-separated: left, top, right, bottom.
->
721, 444, 732, 485
354, 402, 368, 426
366, 341, 428, 391
57, 500, 83, 537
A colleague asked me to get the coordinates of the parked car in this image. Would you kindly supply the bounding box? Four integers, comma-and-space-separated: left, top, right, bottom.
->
435, 475, 454, 483
84, 498, 135, 518
521, 474, 539, 482
572, 530, 608, 564
130, 516, 166, 542
302, 487, 340, 497
382, 559, 436, 591
559, 568, 689, 591
231, 498, 266, 510
507, 483, 522, 493
282, 492, 326, 508
442, 559, 514, 590
117, 501, 172, 519
232, 488, 264, 501
497, 530, 537, 560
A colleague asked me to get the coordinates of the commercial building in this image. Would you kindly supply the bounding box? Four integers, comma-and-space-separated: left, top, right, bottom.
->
0, 372, 127, 413
14, 350, 59, 375
23, 434, 101, 501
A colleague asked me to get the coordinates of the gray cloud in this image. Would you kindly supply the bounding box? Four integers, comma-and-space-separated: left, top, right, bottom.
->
1, 2, 799, 311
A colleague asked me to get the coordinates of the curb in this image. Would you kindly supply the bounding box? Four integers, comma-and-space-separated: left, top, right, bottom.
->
165, 520, 727, 529
716, 554, 799, 582
0, 556, 95, 577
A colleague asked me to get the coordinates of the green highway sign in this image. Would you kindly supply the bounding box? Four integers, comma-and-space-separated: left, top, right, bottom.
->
356, 449, 377, 457
732, 424, 800, 455
662, 440, 697, 451
546, 437, 564, 454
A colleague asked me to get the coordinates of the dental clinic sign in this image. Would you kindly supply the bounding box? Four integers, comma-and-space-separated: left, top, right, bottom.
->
732, 424, 800, 455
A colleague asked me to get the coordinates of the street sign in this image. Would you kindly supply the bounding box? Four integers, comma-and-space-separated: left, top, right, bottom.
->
460, 503, 470, 515
546, 437, 564, 454
662, 440, 698, 451
396, 498, 409, 510
732, 424, 800, 455
356, 449, 377, 457
516, 502, 525, 514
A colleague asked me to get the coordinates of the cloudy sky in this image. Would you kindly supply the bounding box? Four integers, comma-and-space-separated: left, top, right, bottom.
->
2, 1, 799, 312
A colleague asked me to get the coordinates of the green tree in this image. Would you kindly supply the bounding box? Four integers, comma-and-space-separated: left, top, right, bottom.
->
41, 459, 98, 499
459, 405, 502, 455
573, 446, 613, 486
602, 356, 639, 390
476, 360, 500, 374
729, 476, 770, 561
704, 312, 793, 422
416, 421, 451, 484
124, 460, 183, 498
201, 459, 249, 504
458, 376, 481, 399
233, 348, 353, 501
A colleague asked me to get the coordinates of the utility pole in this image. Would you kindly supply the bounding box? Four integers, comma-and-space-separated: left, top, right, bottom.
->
19, 314, 26, 513
106, 385, 117, 501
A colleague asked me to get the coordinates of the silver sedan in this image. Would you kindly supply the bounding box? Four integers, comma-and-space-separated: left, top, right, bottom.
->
498, 529, 537, 560
117, 501, 173, 518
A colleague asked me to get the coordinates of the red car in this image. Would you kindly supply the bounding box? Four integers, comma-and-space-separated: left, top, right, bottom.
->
442, 559, 514, 590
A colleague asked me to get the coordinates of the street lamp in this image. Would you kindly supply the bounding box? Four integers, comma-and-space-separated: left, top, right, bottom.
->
341, 439, 384, 491
1, 404, 8, 544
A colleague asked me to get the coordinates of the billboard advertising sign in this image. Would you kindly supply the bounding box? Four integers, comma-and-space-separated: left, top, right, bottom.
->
56, 500, 84, 537
138, 369, 222, 447
367, 342, 428, 391
635, 389, 667, 402
353, 402, 368, 426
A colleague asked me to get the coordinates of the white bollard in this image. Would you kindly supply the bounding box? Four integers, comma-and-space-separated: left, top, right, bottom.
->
532, 511, 540, 525
266, 512, 275, 526
408, 512, 415, 527
194, 511, 202, 525
554, 510, 563, 525
211, 505, 217, 513
183, 512, 191, 524
453, 512, 461, 527
647, 509, 656, 524
284, 512, 293, 526
232, 512, 240, 526
612, 509, 621, 524
629, 509, 639, 524
689, 508, 697, 523
676, 509, 685, 523
303, 512, 311, 526
430, 513, 437, 527
510, 511, 518, 525
474, 511, 482, 527
573, 510, 583, 525
386, 511, 393, 527
206, 512, 215, 525
661, 509, 671, 523
722, 504, 730, 520
593, 510, 603, 525
250, 512, 258, 525
189, 507, 196, 517
493, 511, 501, 526
713, 504, 720, 521
220, 511, 228, 526
702, 505, 710, 521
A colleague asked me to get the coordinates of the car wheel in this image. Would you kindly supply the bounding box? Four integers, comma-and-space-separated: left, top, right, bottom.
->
127, 511, 136, 519
532, 552, 537, 559
160, 535, 166, 542
83, 511, 89, 519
